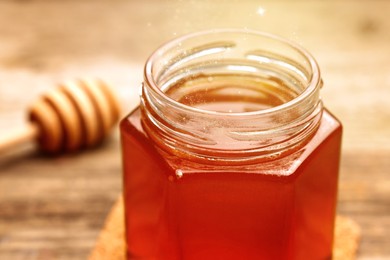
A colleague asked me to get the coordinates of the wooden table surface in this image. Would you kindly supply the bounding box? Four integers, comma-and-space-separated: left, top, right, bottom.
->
0, 1, 389, 259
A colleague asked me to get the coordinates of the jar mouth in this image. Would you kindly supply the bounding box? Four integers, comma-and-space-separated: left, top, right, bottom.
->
141, 29, 323, 163
144, 28, 321, 118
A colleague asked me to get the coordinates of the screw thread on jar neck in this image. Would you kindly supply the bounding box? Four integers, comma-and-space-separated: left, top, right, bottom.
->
141, 29, 323, 164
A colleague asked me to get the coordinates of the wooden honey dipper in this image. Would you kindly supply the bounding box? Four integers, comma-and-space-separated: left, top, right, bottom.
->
0, 78, 121, 154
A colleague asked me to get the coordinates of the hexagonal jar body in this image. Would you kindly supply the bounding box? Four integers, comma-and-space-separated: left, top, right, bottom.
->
120, 29, 342, 260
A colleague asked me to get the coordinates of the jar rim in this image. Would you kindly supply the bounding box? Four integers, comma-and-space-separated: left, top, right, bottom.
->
144, 28, 321, 118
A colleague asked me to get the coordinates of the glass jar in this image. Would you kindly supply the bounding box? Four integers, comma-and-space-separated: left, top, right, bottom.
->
120, 29, 342, 260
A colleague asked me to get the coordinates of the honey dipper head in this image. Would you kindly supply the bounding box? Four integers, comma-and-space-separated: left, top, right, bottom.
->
28, 79, 121, 154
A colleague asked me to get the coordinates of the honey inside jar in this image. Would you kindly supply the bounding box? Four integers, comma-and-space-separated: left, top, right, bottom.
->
121, 30, 342, 260
166, 73, 298, 113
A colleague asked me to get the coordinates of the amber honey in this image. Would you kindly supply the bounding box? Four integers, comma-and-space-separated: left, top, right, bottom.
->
165, 73, 297, 113
121, 30, 342, 259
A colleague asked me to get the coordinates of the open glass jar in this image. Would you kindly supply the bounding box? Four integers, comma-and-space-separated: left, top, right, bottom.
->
120, 29, 342, 260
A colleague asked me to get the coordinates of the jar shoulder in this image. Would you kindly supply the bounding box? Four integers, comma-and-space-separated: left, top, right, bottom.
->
120, 107, 342, 178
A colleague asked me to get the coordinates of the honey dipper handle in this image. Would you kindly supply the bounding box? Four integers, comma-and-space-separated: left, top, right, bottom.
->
0, 123, 39, 153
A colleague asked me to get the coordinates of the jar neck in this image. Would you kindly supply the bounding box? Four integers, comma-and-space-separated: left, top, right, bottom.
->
140, 29, 323, 164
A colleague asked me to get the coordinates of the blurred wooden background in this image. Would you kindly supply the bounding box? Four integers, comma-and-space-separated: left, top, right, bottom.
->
0, 0, 389, 259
